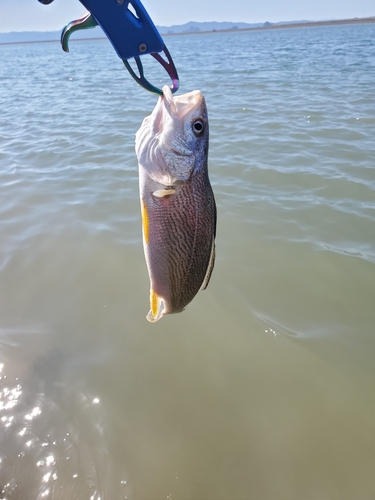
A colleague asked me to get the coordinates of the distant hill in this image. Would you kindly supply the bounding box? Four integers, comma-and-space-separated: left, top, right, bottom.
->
156, 20, 263, 34
0, 20, 298, 44
0, 21, 262, 44
0, 18, 374, 44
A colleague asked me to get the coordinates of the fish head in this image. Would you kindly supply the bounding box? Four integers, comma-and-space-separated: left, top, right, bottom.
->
135, 85, 209, 185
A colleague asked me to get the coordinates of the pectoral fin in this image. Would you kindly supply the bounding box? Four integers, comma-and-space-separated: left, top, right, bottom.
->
153, 189, 176, 198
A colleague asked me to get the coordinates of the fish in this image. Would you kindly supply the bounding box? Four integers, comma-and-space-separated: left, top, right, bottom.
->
135, 85, 216, 322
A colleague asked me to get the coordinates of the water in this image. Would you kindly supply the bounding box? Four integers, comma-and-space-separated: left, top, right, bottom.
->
0, 23, 374, 499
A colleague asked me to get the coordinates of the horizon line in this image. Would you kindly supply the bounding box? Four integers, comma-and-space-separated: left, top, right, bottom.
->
0, 16, 374, 44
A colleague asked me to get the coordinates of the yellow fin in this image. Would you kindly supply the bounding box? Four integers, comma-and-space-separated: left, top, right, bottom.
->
141, 200, 149, 244
152, 189, 176, 198
147, 289, 165, 323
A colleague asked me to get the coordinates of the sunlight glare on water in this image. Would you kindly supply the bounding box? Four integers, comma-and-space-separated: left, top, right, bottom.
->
0, 23, 374, 499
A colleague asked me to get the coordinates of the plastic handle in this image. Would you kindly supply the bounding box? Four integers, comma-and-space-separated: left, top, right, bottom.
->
78, 0, 164, 60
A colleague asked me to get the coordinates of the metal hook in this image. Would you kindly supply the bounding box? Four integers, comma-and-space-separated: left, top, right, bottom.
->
61, 13, 98, 53
123, 45, 179, 96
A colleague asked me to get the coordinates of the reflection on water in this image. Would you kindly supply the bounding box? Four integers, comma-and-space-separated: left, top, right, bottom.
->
0, 22, 375, 500
0, 338, 124, 500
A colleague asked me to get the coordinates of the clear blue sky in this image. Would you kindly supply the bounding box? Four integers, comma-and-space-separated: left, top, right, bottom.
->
0, 0, 374, 32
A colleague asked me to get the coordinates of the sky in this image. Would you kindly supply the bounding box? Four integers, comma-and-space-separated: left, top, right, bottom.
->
0, 0, 374, 33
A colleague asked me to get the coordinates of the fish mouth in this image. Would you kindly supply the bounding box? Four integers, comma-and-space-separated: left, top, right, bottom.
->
162, 85, 205, 119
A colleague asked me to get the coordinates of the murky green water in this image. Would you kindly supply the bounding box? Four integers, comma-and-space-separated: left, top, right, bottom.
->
0, 23, 374, 499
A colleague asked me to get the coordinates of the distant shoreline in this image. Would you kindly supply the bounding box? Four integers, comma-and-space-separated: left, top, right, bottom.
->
0, 16, 374, 46
165, 16, 375, 37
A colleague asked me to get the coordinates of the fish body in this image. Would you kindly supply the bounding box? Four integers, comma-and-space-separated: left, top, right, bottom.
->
135, 85, 216, 322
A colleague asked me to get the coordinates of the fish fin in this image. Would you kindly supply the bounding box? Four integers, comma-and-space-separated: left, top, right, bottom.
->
146, 289, 165, 323
153, 189, 176, 198
141, 200, 149, 244
200, 239, 216, 291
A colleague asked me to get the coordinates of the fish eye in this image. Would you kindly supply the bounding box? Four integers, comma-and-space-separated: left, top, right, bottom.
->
192, 119, 204, 136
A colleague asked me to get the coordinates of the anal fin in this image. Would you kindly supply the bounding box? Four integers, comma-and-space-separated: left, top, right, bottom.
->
146, 289, 165, 323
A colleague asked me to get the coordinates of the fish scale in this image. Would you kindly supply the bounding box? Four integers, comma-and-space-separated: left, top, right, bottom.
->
143, 173, 216, 314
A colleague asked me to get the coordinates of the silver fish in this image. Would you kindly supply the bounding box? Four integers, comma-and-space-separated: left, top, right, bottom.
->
135, 85, 216, 322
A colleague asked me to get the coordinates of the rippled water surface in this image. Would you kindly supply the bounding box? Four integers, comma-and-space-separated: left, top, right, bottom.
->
0, 23, 374, 499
